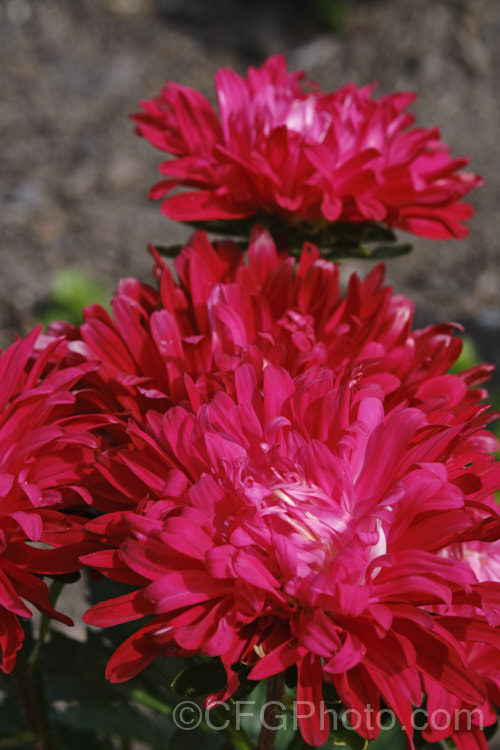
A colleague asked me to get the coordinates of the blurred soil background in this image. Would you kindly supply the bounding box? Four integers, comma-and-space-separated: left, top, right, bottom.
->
1, 0, 500, 369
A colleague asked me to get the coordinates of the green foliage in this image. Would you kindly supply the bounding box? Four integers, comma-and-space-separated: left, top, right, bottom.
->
39, 267, 110, 327
365, 723, 406, 749
448, 335, 482, 375
0, 622, 182, 748
0, 573, 257, 749
448, 335, 500, 467
311, 0, 347, 31
171, 661, 229, 699
180, 217, 414, 261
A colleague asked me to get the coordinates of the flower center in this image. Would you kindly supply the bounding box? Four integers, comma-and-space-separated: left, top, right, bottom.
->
258, 470, 352, 558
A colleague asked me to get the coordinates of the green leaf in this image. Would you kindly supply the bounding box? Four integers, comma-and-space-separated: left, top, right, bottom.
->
284, 665, 298, 690
171, 661, 228, 698
322, 242, 413, 261
368, 244, 413, 259
52, 724, 110, 750
322, 682, 341, 705
154, 244, 184, 257
169, 726, 225, 750
184, 217, 263, 238
137, 658, 193, 707
0, 672, 30, 735
0, 732, 35, 748
355, 225, 397, 244
129, 688, 172, 716
285, 733, 312, 750
51, 702, 175, 747
171, 216, 413, 263
367, 723, 406, 749
229, 664, 259, 702
41, 629, 121, 704
182, 217, 397, 247
329, 708, 368, 750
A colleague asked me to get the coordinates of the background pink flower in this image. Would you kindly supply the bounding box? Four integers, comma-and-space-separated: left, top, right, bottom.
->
133, 55, 483, 242
45, 228, 494, 433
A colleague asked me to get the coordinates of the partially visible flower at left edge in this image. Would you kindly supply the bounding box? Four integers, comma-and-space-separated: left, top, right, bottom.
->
132, 55, 483, 245
0, 326, 122, 672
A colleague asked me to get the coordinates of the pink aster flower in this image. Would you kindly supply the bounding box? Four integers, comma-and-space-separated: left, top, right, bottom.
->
45, 228, 493, 430
83, 363, 500, 748
133, 55, 483, 242
0, 327, 120, 672
424, 535, 500, 749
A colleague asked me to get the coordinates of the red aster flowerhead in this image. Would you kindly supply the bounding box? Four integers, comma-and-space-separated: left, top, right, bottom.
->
132, 55, 483, 247
83, 360, 500, 748
47, 228, 493, 432
415, 536, 500, 750
0, 327, 120, 672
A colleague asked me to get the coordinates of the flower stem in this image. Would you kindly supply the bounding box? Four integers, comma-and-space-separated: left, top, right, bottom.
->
28, 579, 65, 671
257, 674, 285, 750
12, 654, 57, 750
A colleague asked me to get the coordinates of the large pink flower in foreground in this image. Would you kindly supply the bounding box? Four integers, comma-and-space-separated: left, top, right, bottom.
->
133, 55, 483, 240
58, 232, 500, 749
0, 328, 119, 672
83, 363, 500, 749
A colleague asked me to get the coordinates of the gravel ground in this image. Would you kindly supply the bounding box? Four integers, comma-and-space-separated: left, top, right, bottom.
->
1, 0, 500, 365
